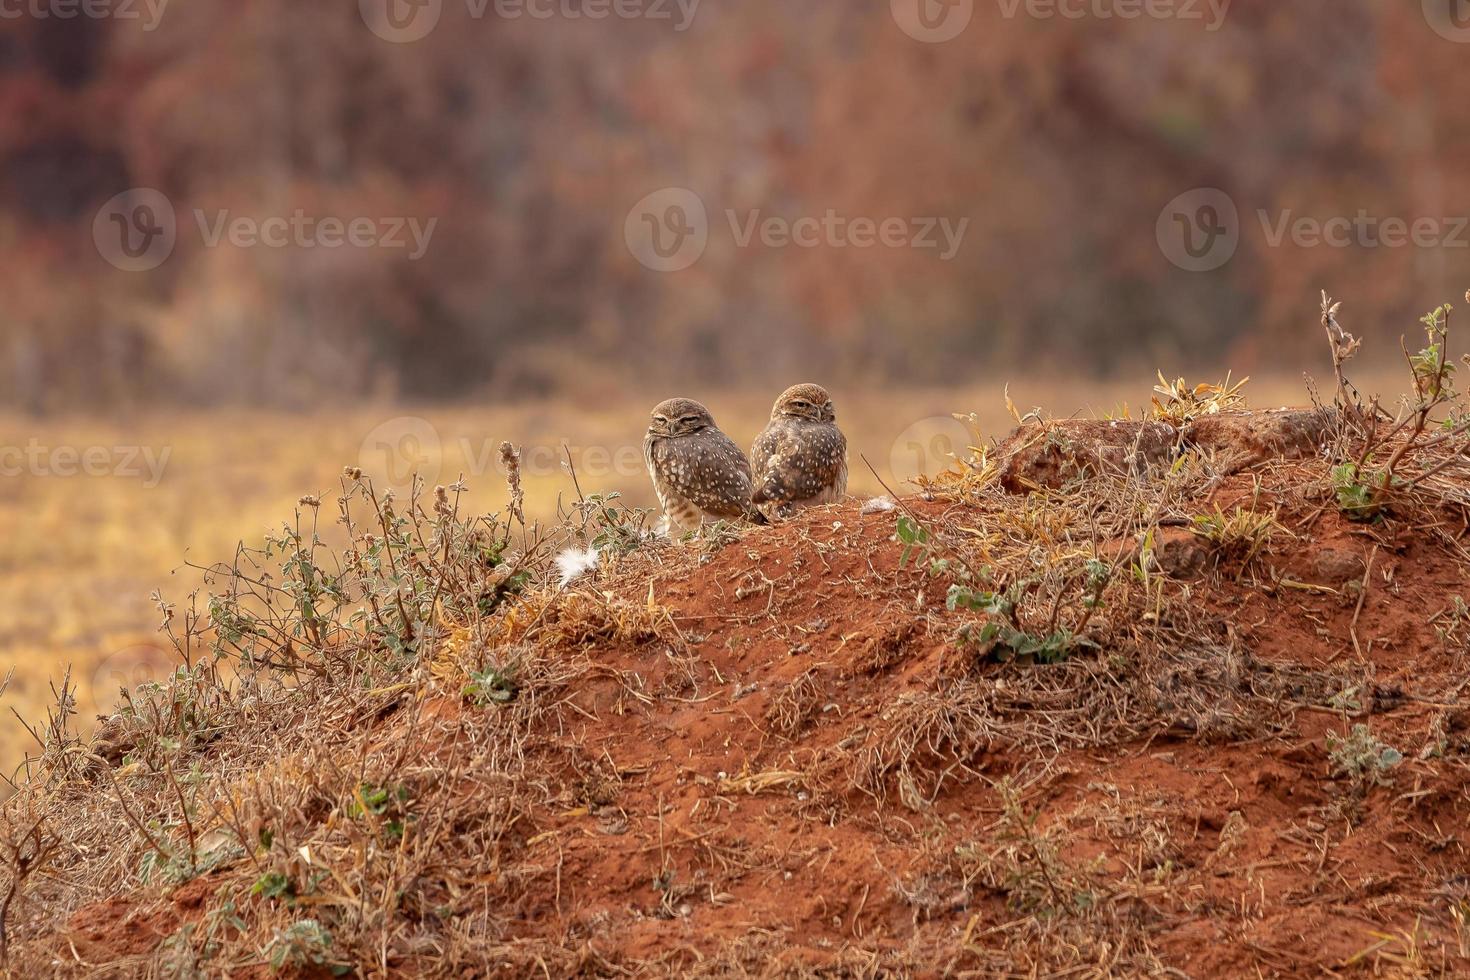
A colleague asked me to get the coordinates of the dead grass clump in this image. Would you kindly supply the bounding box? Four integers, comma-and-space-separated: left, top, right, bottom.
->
1150, 371, 1251, 425
840, 682, 997, 809
833, 602, 1305, 811
0, 458, 650, 975
1189, 503, 1281, 573
850, 620, 923, 676
0, 798, 60, 969
764, 667, 824, 738
946, 906, 1173, 977
951, 778, 1101, 916
534, 591, 679, 650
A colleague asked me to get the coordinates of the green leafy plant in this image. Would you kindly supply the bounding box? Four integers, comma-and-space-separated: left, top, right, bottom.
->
1410, 305, 1455, 400
895, 515, 932, 569
1331, 463, 1392, 522
583, 492, 655, 554
464, 664, 520, 705
266, 919, 347, 974
173, 469, 553, 690
135, 820, 215, 886
348, 782, 412, 841
956, 621, 1096, 665
946, 582, 1016, 619
251, 871, 295, 904
157, 898, 249, 972
1326, 297, 1470, 520
949, 560, 1109, 665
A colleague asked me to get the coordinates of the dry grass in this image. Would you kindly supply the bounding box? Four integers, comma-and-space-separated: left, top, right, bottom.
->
3, 345, 1464, 976
0, 378, 1375, 779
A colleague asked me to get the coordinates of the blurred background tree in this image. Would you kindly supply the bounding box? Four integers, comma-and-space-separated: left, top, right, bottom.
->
0, 0, 1465, 414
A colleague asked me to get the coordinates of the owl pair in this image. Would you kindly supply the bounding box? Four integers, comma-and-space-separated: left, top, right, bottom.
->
644, 383, 849, 534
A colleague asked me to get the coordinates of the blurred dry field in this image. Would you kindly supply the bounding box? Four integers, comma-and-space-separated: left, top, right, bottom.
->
0, 372, 1404, 780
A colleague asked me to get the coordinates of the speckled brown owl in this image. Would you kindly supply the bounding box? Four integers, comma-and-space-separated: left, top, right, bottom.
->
644, 398, 758, 533
750, 383, 848, 521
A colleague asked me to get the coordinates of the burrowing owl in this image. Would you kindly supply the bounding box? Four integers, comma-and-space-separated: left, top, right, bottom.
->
644, 398, 757, 533
750, 383, 848, 520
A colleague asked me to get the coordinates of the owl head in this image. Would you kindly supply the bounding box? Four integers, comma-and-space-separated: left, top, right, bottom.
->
771, 383, 836, 423
648, 397, 716, 437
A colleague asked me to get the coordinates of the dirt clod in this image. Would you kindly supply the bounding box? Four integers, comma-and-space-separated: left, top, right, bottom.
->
994, 418, 1178, 492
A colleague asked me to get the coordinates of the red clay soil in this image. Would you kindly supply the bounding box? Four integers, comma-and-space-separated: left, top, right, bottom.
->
32, 467, 1470, 976
529, 479, 1469, 975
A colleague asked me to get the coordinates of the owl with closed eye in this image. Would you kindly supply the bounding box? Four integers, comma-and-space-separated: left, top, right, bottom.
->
750, 383, 848, 521
644, 397, 758, 533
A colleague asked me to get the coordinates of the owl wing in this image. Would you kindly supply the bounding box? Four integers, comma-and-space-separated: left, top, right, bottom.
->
751, 421, 848, 505
682, 428, 756, 519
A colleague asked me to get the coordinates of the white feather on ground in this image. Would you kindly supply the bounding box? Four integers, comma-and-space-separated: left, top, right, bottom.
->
861, 496, 898, 514
555, 546, 601, 586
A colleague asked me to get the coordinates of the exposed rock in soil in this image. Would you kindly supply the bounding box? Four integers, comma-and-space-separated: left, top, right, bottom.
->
1182, 408, 1336, 473
993, 418, 1178, 492
1150, 528, 1212, 580
1311, 546, 1368, 585
994, 409, 1337, 493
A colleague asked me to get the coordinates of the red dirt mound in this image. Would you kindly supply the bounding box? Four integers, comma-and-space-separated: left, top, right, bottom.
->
6, 445, 1470, 977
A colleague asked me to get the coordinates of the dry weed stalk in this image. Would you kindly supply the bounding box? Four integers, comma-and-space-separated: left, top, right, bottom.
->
1320, 289, 1470, 520
764, 667, 823, 737
0, 804, 59, 968
1321, 289, 1365, 424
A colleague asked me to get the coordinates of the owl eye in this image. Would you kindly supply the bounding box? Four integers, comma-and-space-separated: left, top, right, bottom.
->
679, 416, 701, 426
793, 401, 810, 410
652, 415, 668, 425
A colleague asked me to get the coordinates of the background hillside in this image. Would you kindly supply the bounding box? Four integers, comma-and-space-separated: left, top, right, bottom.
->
2, 0, 1469, 411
